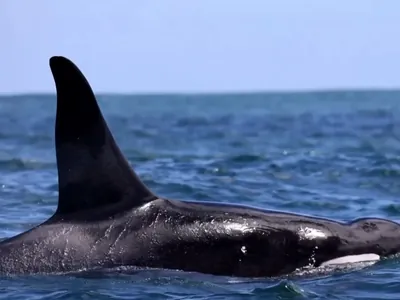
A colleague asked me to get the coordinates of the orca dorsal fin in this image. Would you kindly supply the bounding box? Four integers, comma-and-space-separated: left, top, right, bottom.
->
49, 56, 156, 217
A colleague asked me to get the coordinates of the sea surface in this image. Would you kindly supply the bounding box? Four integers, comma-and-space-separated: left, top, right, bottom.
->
0, 91, 400, 299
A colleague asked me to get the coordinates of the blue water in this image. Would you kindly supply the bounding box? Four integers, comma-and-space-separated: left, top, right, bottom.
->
0, 91, 400, 299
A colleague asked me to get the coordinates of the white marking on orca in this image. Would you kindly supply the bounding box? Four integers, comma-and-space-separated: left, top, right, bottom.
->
320, 253, 380, 267
297, 226, 327, 240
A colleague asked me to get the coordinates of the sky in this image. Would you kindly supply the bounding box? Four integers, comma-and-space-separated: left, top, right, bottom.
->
1, 1, 400, 94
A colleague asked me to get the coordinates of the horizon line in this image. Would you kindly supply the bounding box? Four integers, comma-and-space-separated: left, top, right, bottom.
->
1, 87, 400, 98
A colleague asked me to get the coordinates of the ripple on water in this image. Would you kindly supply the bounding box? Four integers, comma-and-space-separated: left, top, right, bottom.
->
1, 93, 400, 299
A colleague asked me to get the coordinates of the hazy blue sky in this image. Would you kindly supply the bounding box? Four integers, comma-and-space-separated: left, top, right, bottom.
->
1, 1, 400, 94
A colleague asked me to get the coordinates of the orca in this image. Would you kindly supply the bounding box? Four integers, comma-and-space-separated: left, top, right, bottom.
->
0, 56, 399, 277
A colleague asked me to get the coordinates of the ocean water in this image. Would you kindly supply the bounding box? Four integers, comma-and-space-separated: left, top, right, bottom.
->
0, 91, 400, 299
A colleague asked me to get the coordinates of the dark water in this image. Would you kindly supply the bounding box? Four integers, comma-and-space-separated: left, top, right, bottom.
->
0, 91, 400, 299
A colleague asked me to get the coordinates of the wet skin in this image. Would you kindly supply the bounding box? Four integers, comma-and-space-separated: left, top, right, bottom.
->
0, 56, 399, 277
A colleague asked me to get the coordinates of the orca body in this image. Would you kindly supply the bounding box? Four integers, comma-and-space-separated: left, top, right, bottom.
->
0, 56, 399, 277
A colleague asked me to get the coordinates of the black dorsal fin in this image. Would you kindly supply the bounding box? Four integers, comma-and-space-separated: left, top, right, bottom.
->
49, 56, 156, 217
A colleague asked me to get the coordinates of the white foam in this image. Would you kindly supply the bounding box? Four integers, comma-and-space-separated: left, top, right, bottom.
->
224, 222, 253, 233
320, 253, 380, 267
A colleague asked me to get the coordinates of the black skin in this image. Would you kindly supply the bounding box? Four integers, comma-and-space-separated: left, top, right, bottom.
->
0, 56, 399, 277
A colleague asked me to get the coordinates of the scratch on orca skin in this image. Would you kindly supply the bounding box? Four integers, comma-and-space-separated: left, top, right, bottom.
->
108, 216, 133, 258
87, 219, 117, 263
59, 226, 74, 268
